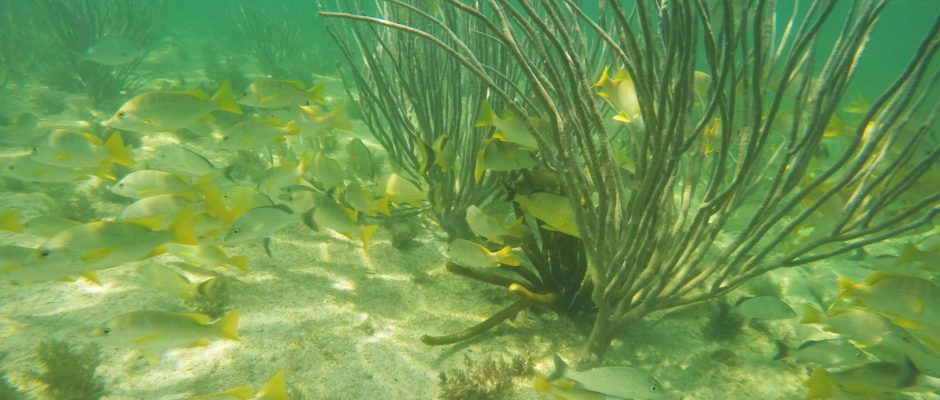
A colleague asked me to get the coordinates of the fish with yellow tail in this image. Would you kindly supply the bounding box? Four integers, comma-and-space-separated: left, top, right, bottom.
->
514, 192, 580, 238
465, 205, 525, 245
447, 239, 520, 269
473, 137, 540, 181
220, 118, 300, 151
306, 195, 378, 254
839, 272, 940, 333
800, 304, 896, 347
30, 129, 134, 173
593, 67, 642, 124
238, 78, 325, 109
1, 206, 198, 284
383, 173, 426, 208
105, 80, 241, 134
295, 101, 352, 135
194, 370, 290, 400
90, 308, 239, 361
140, 264, 219, 300
540, 355, 668, 399
224, 205, 299, 245
1, 156, 96, 183
474, 100, 540, 149
804, 358, 940, 396
342, 182, 390, 217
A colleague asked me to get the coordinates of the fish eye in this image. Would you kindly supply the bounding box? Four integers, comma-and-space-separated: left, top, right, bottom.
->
40, 249, 51, 257
232, 228, 240, 234
650, 385, 658, 392
117, 111, 126, 118
102, 327, 111, 335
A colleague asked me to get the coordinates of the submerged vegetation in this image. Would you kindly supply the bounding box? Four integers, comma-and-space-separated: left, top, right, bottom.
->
36, 340, 107, 400
437, 353, 532, 400
321, 0, 940, 360
34, 0, 165, 109
0, 0, 938, 398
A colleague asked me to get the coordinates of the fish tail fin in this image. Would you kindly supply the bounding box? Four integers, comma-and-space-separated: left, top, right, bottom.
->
475, 100, 496, 128
169, 205, 199, 245
330, 102, 352, 131
836, 276, 856, 301
800, 304, 823, 325
360, 225, 378, 255
376, 196, 391, 216
284, 120, 300, 136
508, 216, 526, 238
211, 80, 242, 114
804, 368, 837, 400
142, 264, 194, 299
592, 65, 612, 88
546, 354, 568, 382
494, 246, 520, 266
307, 82, 326, 104
197, 177, 232, 223
217, 308, 240, 341
104, 132, 134, 167
256, 371, 290, 400
474, 139, 493, 182
230, 255, 249, 271
898, 356, 919, 388
772, 340, 789, 361
0, 210, 23, 233
533, 373, 552, 393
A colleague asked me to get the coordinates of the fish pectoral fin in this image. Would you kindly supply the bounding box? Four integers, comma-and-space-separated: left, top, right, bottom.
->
81, 271, 102, 285
189, 338, 210, 347
81, 246, 115, 262
142, 119, 153, 126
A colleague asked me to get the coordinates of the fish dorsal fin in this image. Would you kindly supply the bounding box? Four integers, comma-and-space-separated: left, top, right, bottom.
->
734, 296, 754, 306
285, 80, 305, 90
797, 340, 821, 350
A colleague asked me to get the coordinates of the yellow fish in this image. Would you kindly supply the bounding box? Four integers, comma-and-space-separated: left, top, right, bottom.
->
473, 137, 539, 182
220, 118, 299, 151
30, 130, 133, 171
105, 80, 241, 133
309, 195, 377, 253
383, 173, 426, 208
295, 101, 352, 136
1, 156, 94, 183
91, 308, 239, 359
594, 67, 642, 124
474, 100, 539, 149
447, 239, 520, 268
840, 272, 940, 332
194, 370, 290, 400
237, 78, 324, 109
342, 182, 390, 217
2, 207, 196, 284
465, 205, 524, 244
514, 192, 580, 238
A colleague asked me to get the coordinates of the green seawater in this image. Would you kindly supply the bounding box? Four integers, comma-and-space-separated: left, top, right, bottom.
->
0, 1, 938, 399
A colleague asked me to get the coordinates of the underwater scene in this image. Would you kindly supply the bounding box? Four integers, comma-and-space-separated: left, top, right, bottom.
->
1, 0, 939, 399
